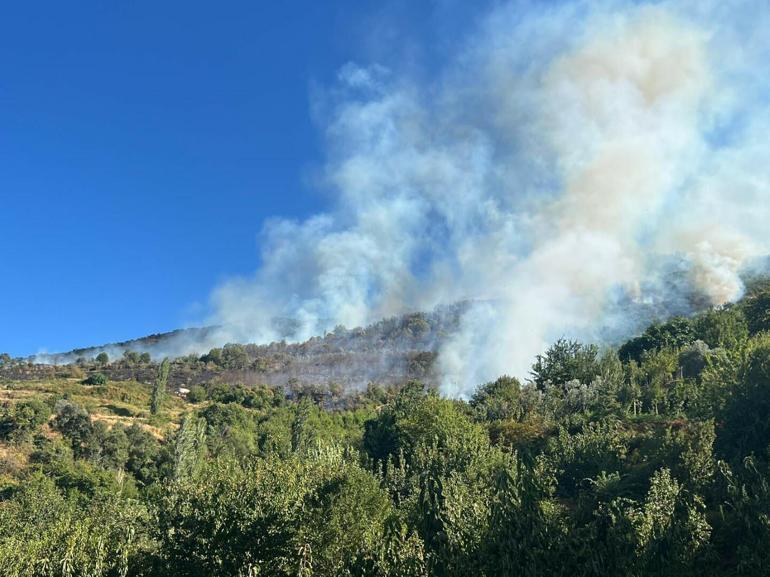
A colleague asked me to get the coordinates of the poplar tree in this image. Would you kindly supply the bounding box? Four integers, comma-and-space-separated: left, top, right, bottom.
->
151, 358, 171, 415
173, 413, 207, 481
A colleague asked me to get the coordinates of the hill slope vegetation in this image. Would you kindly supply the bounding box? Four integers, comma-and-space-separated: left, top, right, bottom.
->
2, 287, 770, 575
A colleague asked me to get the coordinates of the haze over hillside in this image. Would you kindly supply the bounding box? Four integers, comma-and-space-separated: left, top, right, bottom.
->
26, 305, 469, 389
29, 267, 770, 391
196, 0, 770, 399
6, 0, 770, 396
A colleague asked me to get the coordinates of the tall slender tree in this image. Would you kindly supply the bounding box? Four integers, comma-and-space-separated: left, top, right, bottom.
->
173, 413, 207, 481
151, 358, 171, 415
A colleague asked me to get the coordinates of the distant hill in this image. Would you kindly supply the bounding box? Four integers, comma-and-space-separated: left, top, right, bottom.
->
33, 326, 225, 366
17, 304, 469, 390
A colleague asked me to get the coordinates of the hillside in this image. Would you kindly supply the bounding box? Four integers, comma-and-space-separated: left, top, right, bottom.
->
8, 304, 468, 391
2, 285, 770, 575
32, 326, 224, 365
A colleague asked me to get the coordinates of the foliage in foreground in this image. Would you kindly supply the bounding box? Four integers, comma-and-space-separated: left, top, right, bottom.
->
2, 291, 770, 575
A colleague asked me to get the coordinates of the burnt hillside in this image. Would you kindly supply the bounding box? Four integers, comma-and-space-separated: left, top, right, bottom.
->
4, 304, 468, 390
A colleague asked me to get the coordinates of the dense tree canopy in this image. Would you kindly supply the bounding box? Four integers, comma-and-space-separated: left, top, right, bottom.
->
2, 287, 770, 575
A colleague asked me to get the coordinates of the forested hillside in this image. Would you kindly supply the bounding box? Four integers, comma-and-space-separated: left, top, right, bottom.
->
18, 304, 467, 390
2, 286, 770, 576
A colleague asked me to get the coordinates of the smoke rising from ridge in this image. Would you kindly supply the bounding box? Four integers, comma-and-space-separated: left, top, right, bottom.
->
210, 0, 770, 396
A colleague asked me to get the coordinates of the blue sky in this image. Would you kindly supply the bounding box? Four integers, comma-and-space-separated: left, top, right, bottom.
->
0, 0, 490, 356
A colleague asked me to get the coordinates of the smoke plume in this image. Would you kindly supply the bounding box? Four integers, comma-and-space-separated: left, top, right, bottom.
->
209, 0, 770, 396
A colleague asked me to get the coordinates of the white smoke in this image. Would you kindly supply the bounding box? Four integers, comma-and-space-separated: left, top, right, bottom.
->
210, 0, 770, 396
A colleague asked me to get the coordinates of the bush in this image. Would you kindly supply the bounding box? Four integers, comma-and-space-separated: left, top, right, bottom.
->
0, 473, 150, 575
82, 372, 108, 386
187, 384, 207, 403
55, 364, 84, 379
0, 399, 51, 443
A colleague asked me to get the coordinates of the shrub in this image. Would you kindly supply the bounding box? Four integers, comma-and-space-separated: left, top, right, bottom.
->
82, 372, 108, 386
0, 399, 51, 443
187, 384, 207, 403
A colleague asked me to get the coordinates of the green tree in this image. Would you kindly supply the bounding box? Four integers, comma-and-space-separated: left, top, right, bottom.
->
678, 341, 710, 380
531, 339, 600, 390
124, 423, 165, 486
482, 457, 565, 576
619, 317, 695, 363
123, 350, 141, 365
291, 396, 312, 453
222, 343, 249, 369
173, 412, 207, 481
713, 457, 770, 574
363, 381, 486, 468
470, 375, 523, 422
200, 347, 223, 366
549, 420, 629, 498
199, 402, 258, 458
151, 357, 171, 415
718, 335, 770, 459
0, 473, 151, 577
694, 306, 748, 349
742, 284, 770, 335
51, 399, 93, 459
632, 468, 711, 575
154, 452, 392, 577
0, 399, 51, 443
637, 348, 678, 415
102, 423, 130, 470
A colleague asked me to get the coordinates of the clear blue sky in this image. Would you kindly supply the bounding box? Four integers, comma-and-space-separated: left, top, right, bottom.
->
0, 0, 488, 356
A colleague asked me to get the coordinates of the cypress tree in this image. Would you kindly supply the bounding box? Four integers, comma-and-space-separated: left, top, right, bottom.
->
151, 358, 171, 415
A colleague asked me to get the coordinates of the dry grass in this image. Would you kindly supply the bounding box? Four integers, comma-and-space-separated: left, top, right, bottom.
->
0, 443, 30, 481
1, 377, 189, 438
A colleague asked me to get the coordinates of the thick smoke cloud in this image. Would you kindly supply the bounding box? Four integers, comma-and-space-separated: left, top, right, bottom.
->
211, 0, 770, 396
